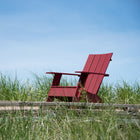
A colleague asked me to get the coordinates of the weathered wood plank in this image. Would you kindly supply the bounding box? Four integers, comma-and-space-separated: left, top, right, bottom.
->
0, 101, 140, 109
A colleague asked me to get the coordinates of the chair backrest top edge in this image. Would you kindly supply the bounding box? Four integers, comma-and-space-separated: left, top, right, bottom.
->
88, 53, 113, 56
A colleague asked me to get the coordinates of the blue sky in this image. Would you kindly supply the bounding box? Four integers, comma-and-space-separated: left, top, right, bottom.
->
0, 0, 140, 83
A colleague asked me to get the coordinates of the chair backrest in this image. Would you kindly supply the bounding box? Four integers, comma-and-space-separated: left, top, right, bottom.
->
83, 53, 113, 94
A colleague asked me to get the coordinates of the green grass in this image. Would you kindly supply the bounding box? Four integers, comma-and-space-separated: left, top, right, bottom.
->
0, 73, 52, 101
0, 107, 140, 140
0, 73, 139, 104
98, 81, 140, 104
0, 73, 140, 140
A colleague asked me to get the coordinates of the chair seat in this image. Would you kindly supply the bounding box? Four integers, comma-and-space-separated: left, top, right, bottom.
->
48, 86, 77, 97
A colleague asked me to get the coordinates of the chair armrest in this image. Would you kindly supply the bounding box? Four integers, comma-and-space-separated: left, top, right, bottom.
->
75, 71, 109, 76
46, 72, 80, 76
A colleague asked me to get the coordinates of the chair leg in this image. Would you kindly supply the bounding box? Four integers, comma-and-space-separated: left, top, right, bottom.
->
86, 93, 102, 103
46, 96, 54, 102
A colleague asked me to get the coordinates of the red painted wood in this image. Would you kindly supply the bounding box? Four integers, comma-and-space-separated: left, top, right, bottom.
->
82, 53, 112, 94
75, 71, 109, 76
93, 53, 113, 94
46, 72, 80, 76
83, 55, 100, 93
83, 55, 95, 72
51, 73, 62, 86
87, 54, 106, 93
48, 87, 77, 97
46, 53, 113, 102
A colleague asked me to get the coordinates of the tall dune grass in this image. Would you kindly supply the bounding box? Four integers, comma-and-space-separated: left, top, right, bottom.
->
0, 73, 52, 101
0, 106, 140, 140
98, 81, 140, 104
0, 73, 139, 103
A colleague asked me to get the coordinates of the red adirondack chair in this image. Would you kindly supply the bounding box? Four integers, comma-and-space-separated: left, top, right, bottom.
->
46, 53, 113, 103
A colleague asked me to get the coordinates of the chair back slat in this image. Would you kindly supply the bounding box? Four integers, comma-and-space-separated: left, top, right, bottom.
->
83, 55, 95, 72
